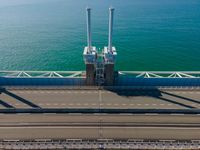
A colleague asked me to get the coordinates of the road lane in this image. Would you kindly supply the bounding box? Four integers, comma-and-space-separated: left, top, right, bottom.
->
0, 114, 200, 140
0, 89, 200, 109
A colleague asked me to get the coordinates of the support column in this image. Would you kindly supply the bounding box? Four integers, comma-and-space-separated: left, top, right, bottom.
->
104, 64, 114, 86
86, 64, 95, 85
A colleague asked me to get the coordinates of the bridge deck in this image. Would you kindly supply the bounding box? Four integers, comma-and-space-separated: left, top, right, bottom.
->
0, 89, 200, 109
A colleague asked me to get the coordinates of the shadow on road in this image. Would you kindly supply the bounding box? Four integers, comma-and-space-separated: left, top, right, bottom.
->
0, 99, 14, 108
105, 88, 197, 109
0, 89, 41, 109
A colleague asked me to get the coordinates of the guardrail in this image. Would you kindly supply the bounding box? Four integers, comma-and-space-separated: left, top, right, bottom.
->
1, 108, 200, 114
119, 71, 200, 78
0, 71, 200, 87
0, 139, 200, 149
0, 71, 85, 78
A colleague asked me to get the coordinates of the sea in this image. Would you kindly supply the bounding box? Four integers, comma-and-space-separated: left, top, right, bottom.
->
0, 0, 199, 71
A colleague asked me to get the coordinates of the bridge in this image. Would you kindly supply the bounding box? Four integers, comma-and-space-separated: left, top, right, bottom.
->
0, 7, 200, 150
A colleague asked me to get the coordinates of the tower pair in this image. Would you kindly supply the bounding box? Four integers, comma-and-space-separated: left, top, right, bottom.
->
83, 7, 117, 85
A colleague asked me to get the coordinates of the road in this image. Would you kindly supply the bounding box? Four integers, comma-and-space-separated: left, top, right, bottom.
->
0, 89, 200, 109
0, 89, 200, 141
0, 114, 200, 140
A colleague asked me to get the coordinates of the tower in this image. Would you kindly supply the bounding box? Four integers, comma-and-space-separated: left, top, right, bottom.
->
83, 7, 117, 86
83, 8, 97, 85
103, 7, 117, 85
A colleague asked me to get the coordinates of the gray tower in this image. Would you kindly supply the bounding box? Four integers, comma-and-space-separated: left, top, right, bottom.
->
83, 8, 97, 85
103, 8, 117, 86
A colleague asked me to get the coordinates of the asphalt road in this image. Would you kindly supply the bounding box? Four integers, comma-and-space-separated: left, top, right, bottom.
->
0, 89, 200, 140
0, 89, 200, 109
0, 114, 200, 140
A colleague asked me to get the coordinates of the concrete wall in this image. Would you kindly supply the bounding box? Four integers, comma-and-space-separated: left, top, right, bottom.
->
0, 77, 85, 86
104, 64, 114, 86
115, 77, 200, 87
86, 64, 95, 85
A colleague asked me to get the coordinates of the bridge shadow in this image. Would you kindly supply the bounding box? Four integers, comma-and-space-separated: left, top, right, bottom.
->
105, 88, 196, 109
161, 91, 200, 105
0, 99, 14, 108
0, 89, 41, 109
106, 89, 162, 97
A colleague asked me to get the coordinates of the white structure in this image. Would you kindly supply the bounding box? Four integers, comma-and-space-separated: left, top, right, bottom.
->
83, 7, 97, 64
83, 8, 97, 85
103, 7, 117, 64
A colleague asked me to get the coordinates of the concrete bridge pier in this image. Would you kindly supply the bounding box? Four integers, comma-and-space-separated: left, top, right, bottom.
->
104, 64, 114, 85
86, 64, 95, 85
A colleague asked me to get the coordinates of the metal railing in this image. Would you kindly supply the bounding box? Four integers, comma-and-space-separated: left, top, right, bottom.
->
0, 71, 85, 78
0, 71, 200, 78
119, 71, 200, 78
0, 139, 200, 149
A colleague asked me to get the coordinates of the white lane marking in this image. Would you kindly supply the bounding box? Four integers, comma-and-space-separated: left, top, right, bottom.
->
67, 91, 71, 94
91, 103, 96, 106
152, 104, 157, 106
160, 104, 165, 106
114, 103, 119, 106
1, 126, 199, 129
122, 104, 127, 106
106, 103, 111, 106
61, 103, 66, 106
137, 104, 141, 106
84, 103, 89, 106
167, 104, 172, 106
145, 104, 149, 106
69, 103, 74, 106
130, 104, 135, 106
38, 103, 43, 105
76, 103, 81, 106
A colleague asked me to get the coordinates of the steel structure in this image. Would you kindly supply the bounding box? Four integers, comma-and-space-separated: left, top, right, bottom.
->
0, 71, 200, 78
119, 71, 200, 78
0, 71, 84, 78
0, 139, 200, 150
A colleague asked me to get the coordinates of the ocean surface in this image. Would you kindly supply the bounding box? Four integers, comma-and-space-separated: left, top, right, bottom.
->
0, 0, 199, 71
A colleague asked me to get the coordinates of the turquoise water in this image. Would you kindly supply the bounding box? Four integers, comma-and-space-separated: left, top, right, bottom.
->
0, 0, 199, 71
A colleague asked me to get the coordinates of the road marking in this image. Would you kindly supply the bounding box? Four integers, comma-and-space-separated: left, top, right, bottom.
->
1, 126, 199, 129
137, 104, 141, 106
114, 103, 119, 106
91, 103, 96, 106
84, 103, 89, 106
145, 104, 149, 106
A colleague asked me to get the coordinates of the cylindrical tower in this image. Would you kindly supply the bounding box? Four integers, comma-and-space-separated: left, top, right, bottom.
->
108, 7, 114, 53
86, 7, 92, 53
